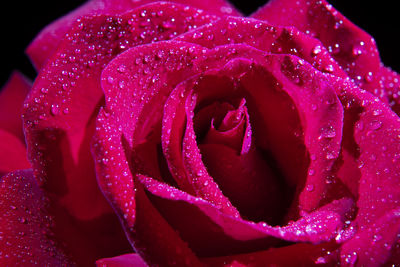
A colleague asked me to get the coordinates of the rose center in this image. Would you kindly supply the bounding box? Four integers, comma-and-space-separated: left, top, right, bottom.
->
193, 98, 287, 225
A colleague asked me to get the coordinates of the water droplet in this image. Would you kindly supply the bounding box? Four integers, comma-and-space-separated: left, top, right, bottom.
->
312, 45, 322, 56
18, 217, 27, 224
365, 72, 374, 83
117, 64, 126, 73
352, 42, 364, 57
372, 234, 382, 243
343, 252, 358, 265
319, 126, 336, 139
368, 120, 383, 130
118, 80, 126, 89
324, 64, 334, 73
50, 104, 60, 116
107, 76, 114, 84
311, 103, 318, 111
326, 152, 336, 160
155, 51, 164, 60
372, 109, 382, 116
161, 20, 175, 29
306, 184, 315, 192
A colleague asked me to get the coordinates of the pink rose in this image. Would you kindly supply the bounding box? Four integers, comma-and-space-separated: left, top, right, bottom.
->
1, 1, 400, 266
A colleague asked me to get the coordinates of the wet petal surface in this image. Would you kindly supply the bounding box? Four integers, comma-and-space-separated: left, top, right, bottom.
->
0, 170, 72, 265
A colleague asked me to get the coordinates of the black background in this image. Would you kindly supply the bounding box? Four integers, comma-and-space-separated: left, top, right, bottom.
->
1, 0, 399, 86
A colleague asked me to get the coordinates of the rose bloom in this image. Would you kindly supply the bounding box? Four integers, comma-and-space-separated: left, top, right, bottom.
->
1, 0, 400, 266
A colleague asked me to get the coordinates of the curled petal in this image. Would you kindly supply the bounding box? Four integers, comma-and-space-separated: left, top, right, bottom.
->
92, 110, 203, 266
138, 174, 353, 254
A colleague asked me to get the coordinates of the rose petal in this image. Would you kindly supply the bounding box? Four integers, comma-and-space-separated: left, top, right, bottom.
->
138, 174, 352, 256
0, 71, 30, 142
24, 1, 215, 221
0, 170, 72, 265
201, 47, 346, 214
103, 40, 347, 217
0, 129, 30, 176
326, 75, 400, 227
27, 0, 239, 70
177, 16, 347, 79
377, 66, 400, 116
202, 99, 252, 154
101, 41, 241, 218
340, 209, 400, 266
202, 242, 339, 266
199, 143, 284, 224
93, 110, 203, 266
95, 42, 355, 264
252, 0, 400, 114
182, 91, 241, 216
24, 3, 212, 263
97, 253, 148, 267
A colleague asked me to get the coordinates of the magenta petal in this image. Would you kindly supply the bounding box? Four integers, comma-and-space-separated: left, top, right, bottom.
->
24, 2, 215, 220
0, 170, 72, 265
27, 0, 239, 70
200, 143, 284, 224
340, 209, 400, 266
203, 49, 344, 214
23, 3, 212, 263
97, 254, 148, 267
92, 110, 203, 266
182, 91, 240, 216
378, 66, 400, 116
202, 242, 339, 266
328, 76, 400, 225
177, 16, 347, 79
138, 175, 353, 252
0, 129, 30, 176
203, 99, 252, 154
252, 0, 399, 110
0, 71, 30, 142
26, 0, 103, 70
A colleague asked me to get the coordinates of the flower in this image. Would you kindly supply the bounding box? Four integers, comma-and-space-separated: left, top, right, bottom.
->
1, 0, 400, 266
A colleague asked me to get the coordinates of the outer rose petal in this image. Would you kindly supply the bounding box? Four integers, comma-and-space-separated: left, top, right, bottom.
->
24, 0, 216, 224
252, 0, 400, 115
0, 71, 30, 142
97, 254, 148, 267
0, 170, 72, 265
323, 75, 400, 265
26, 0, 240, 70
0, 129, 30, 176
340, 209, 400, 266
24, 3, 214, 264
177, 16, 347, 79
